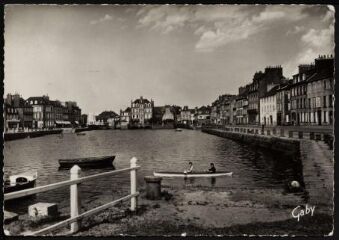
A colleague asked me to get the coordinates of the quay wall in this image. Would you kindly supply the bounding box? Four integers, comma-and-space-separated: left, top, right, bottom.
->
202, 128, 300, 154
4, 129, 63, 141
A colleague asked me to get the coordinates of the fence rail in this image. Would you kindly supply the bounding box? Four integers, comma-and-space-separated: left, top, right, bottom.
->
4, 157, 140, 236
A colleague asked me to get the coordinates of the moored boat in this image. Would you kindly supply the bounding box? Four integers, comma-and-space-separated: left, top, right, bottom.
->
4, 172, 38, 194
58, 155, 115, 169
62, 127, 75, 134
175, 128, 182, 132
153, 171, 233, 178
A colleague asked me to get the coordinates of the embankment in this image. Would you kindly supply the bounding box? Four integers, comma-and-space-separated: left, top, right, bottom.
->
4, 130, 63, 141
202, 128, 300, 155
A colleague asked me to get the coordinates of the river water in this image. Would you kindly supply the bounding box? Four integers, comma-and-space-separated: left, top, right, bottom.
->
4, 129, 303, 214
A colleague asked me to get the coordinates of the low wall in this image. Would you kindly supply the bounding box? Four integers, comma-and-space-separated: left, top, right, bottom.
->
4, 129, 63, 141
202, 128, 300, 155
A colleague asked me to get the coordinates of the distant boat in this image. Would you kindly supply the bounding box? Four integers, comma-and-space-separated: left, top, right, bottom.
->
153, 171, 233, 178
62, 127, 75, 134
76, 132, 86, 136
58, 155, 115, 169
175, 128, 182, 132
4, 172, 38, 194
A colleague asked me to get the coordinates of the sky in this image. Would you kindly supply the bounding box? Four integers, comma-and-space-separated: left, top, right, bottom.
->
4, 5, 335, 115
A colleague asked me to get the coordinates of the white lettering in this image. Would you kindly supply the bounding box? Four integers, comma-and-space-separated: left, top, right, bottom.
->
291, 205, 316, 221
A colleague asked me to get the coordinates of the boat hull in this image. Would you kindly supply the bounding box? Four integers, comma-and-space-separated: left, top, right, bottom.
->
4, 180, 36, 194
58, 155, 115, 169
153, 171, 233, 178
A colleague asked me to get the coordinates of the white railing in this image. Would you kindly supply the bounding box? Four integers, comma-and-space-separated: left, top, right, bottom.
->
4, 157, 140, 236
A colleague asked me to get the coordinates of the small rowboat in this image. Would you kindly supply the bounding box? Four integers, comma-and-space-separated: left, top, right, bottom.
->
4, 172, 38, 194
153, 171, 233, 178
175, 128, 182, 132
59, 155, 115, 169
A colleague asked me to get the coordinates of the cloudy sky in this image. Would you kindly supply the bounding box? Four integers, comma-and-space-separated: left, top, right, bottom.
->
5, 5, 334, 114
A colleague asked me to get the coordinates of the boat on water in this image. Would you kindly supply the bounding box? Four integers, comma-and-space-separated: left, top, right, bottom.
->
58, 155, 115, 169
175, 128, 182, 132
76, 132, 86, 136
153, 171, 233, 178
4, 172, 38, 194
62, 127, 76, 134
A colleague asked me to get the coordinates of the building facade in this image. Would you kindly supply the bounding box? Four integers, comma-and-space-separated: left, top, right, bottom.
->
260, 86, 279, 126
131, 96, 154, 127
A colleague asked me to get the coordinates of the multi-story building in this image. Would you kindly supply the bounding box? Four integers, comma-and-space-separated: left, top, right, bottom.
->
27, 96, 54, 129
247, 72, 263, 125
131, 96, 154, 127
235, 86, 249, 125
81, 114, 88, 127
180, 106, 192, 124
195, 106, 211, 126
120, 107, 131, 128
4, 103, 20, 132
5, 93, 33, 129
276, 81, 292, 125
211, 94, 236, 125
162, 105, 175, 123
65, 101, 82, 126
260, 85, 279, 126
306, 55, 334, 126
289, 64, 314, 125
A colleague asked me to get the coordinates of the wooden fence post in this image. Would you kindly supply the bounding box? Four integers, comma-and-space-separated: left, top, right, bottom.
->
130, 157, 138, 212
70, 165, 81, 233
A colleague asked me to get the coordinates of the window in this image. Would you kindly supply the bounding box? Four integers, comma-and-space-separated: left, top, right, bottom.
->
324, 80, 327, 90
323, 96, 327, 108
329, 95, 333, 107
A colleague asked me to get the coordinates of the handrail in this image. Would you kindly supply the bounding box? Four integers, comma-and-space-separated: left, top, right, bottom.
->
4, 166, 140, 201
25, 192, 139, 236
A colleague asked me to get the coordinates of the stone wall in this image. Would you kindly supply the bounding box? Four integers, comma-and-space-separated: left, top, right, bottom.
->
202, 128, 300, 155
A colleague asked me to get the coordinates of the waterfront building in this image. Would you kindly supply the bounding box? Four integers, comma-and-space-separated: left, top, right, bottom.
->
180, 106, 195, 125
5, 93, 33, 129
27, 96, 55, 129
289, 64, 314, 125
236, 66, 286, 126
230, 98, 237, 125
65, 101, 82, 126
235, 86, 249, 125
260, 85, 279, 126
96, 111, 119, 128
51, 100, 70, 128
247, 72, 263, 125
131, 96, 154, 127
162, 105, 175, 123
171, 105, 182, 124
4, 103, 20, 132
211, 94, 236, 125
195, 106, 211, 126
81, 114, 88, 127
120, 107, 131, 129
276, 82, 292, 125
306, 55, 334, 126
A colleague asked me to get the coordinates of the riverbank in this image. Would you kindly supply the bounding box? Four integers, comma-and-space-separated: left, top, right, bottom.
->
74, 186, 332, 236
4, 185, 332, 236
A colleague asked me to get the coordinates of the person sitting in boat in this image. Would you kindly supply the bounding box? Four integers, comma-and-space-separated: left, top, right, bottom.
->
208, 163, 216, 173
184, 162, 193, 174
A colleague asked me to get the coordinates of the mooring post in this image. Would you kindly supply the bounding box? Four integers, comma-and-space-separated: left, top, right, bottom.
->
130, 157, 138, 212
70, 165, 81, 233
